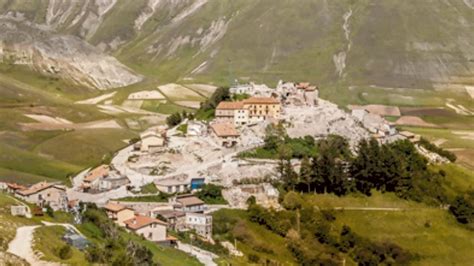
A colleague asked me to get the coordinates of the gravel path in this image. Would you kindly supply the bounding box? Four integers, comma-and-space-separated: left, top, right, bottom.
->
7, 223, 84, 266
177, 241, 218, 266
7, 225, 57, 266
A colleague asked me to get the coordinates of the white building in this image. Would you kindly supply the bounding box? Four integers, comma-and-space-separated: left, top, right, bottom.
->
154, 174, 190, 194
185, 212, 213, 240
140, 131, 166, 152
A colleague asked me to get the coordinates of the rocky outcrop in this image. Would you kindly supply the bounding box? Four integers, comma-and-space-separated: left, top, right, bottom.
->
0, 20, 142, 90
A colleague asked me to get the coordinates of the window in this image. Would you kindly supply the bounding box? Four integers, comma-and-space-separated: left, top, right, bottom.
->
148, 232, 153, 238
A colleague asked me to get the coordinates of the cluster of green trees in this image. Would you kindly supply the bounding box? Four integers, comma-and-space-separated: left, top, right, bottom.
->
81, 204, 154, 265
166, 110, 194, 127
419, 137, 457, 162
247, 192, 412, 265
195, 184, 228, 204
277, 133, 448, 205
195, 87, 230, 120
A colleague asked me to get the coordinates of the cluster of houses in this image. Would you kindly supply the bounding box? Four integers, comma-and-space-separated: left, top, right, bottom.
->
104, 194, 213, 244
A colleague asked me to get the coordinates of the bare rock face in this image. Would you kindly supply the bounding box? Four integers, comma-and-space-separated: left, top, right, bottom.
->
0, 20, 142, 90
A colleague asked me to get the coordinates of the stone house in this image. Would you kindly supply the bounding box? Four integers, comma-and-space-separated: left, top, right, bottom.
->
15, 182, 67, 211
210, 123, 240, 148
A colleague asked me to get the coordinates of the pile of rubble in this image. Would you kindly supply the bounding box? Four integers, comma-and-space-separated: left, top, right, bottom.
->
222, 183, 280, 209
283, 99, 370, 147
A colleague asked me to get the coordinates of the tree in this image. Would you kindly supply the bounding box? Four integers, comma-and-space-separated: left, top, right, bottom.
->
350, 139, 375, 195
449, 191, 474, 225
166, 112, 182, 127
299, 156, 312, 193
58, 245, 72, 260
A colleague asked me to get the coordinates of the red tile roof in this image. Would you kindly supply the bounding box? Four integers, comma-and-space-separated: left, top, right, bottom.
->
16, 182, 64, 196
243, 97, 279, 105
124, 215, 167, 230
84, 165, 109, 183
216, 101, 244, 110
104, 202, 131, 212
6, 183, 27, 191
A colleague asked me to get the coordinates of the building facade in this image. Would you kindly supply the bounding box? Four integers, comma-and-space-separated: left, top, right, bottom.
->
15, 182, 67, 211
185, 212, 213, 240
124, 215, 168, 242
215, 97, 281, 126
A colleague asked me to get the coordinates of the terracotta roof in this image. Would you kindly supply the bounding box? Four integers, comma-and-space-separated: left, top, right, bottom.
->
7, 183, 27, 191
176, 195, 205, 207
84, 165, 109, 183
16, 182, 63, 196
216, 101, 244, 110
210, 123, 240, 137
124, 215, 167, 230
104, 202, 130, 212
243, 97, 280, 105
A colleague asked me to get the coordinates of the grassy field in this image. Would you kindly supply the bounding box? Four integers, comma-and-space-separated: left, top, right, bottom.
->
33, 226, 89, 265
212, 190, 474, 266
213, 209, 298, 265
332, 208, 474, 265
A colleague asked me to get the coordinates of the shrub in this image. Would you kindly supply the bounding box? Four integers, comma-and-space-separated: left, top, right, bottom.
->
248, 253, 260, 263
58, 245, 72, 260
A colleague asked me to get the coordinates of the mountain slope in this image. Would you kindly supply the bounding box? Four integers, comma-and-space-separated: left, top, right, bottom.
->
1, 0, 473, 89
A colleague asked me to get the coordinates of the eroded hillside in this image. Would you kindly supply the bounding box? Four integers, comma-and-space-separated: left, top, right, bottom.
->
1, 0, 473, 89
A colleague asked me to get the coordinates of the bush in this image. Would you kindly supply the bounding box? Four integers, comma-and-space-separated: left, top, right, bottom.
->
248, 253, 260, 263
195, 184, 227, 204
419, 137, 457, 162
449, 191, 474, 225
58, 245, 72, 260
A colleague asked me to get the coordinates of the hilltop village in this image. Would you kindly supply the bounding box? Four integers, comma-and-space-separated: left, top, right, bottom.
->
1, 80, 451, 263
